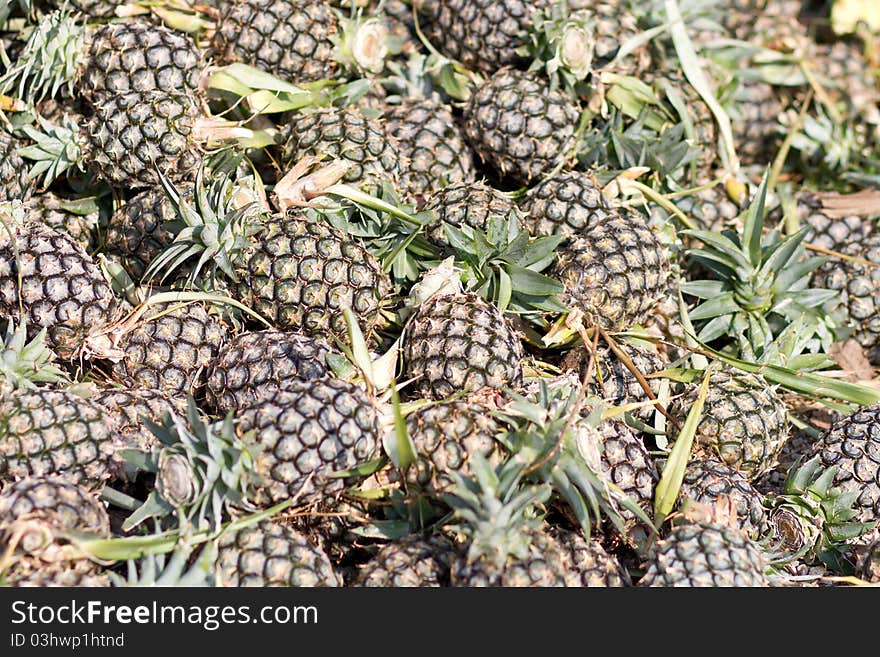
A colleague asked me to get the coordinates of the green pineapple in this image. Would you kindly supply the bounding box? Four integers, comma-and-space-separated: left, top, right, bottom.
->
639, 517, 769, 586
551, 210, 670, 331
677, 458, 768, 539
518, 170, 614, 238
422, 181, 522, 246
0, 388, 121, 489
2, 13, 204, 106
280, 106, 402, 195
462, 67, 580, 185
401, 292, 524, 400
205, 329, 334, 414
800, 404, 880, 545
384, 98, 476, 199
669, 369, 789, 481
353, 535, 455, 587
216, 519, 341, 587
444, 455, 569, 587
0, 208, 119, 360
0, 476, 110, 587
0, 131, 35, 203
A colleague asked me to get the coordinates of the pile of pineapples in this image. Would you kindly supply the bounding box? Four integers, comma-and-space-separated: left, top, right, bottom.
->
1, 0, 880, 588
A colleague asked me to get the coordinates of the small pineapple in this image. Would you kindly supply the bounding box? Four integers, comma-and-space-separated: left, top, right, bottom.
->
205, 330, 334, 414
0, 213, 118, 360
280, 106, 402, 195
668, 369, 789, 481
422, 181, 523, 246
235, 378, 383, 508
353, 535, 455, 587
216, 519, 341, 587
402, 292, 524, 400
0, 476, 110, 587
639, 517, 769, 587
384, 98, 476, 199
518, 170, 613, 238
462, 67, 580, 185
551, 210, 670, 331
0, 388, 120, 489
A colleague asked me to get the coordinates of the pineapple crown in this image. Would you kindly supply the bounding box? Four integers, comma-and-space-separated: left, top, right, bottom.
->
143, 153, 268, 289
121, 397, 259, 534
17, 113, 85, 189
518, 2, 596, 98
680, 173, 840, 362
763, 456, 878, 572
0, 7, 84, 106
496, 379, 652, 540
0, 320, 68, 391
441, 210, 567, 327
444, 454, 551, 572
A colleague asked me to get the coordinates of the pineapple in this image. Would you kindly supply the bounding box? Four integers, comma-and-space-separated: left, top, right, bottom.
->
25, 192, 99, 253
669, 369, 789, 481
2, 14, 204, 106
90, 386, 187, 454
792, 189, 876, 254
462, 67, 580, 185
639, 517, 769, 587
210, 0, 341, 83
518, 170, 614, 238
104, 184, 194, 280
0, 476, 110, 587
107, 300, 228, 397
0, 388, 121, 489
551, 210, 670, 331
401, 292, 524, 400
235, 378, 383, 508
416, 0, 549, 74
279, 106, 402, 195
677, 458, 768, 539
445, 456, 570, 587
205, 329, 334, 414
384, 98, 476, 200
0, 214, 119, 360
353, 535, 455, 587
801, 404, 880, 545
216, 519, 341, 587
393, 392, 506, 498
0, 130, 35, 203
422, 181, 523, 246
725, 77, 786, 167
551, 527, 630, 587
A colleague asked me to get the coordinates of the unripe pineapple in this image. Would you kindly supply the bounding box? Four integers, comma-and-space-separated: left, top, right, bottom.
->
639, 518, 769, 587
402, 292, 524, 400
384, 98, 476, 199
802, 405, 880, 544
417, 0, 549, 74
233, 210, 392, 344
0, 389, 120, 489
205, 330, 334, 414
519, 170, 613, 238
216, 519, 341, 587
552, 210, 670, 331
551, 527, 630, 587
104, 184, 193, 280
211, 0, 341, 83
0, 131, 34, 203
462, 67, 580, 185
0, 220, 118, 360
668, 369, 789, 481
353, 535, 455, 587
677, 458, 768, 539
109, 301, 228, 396
0, 476, 110, 587
726, 78, 785, 167
422, 181, 523, 246
235, 378, 383, 508
394, 393, 506, 498
91, 386, 187, 453
280, 106, 402, 195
